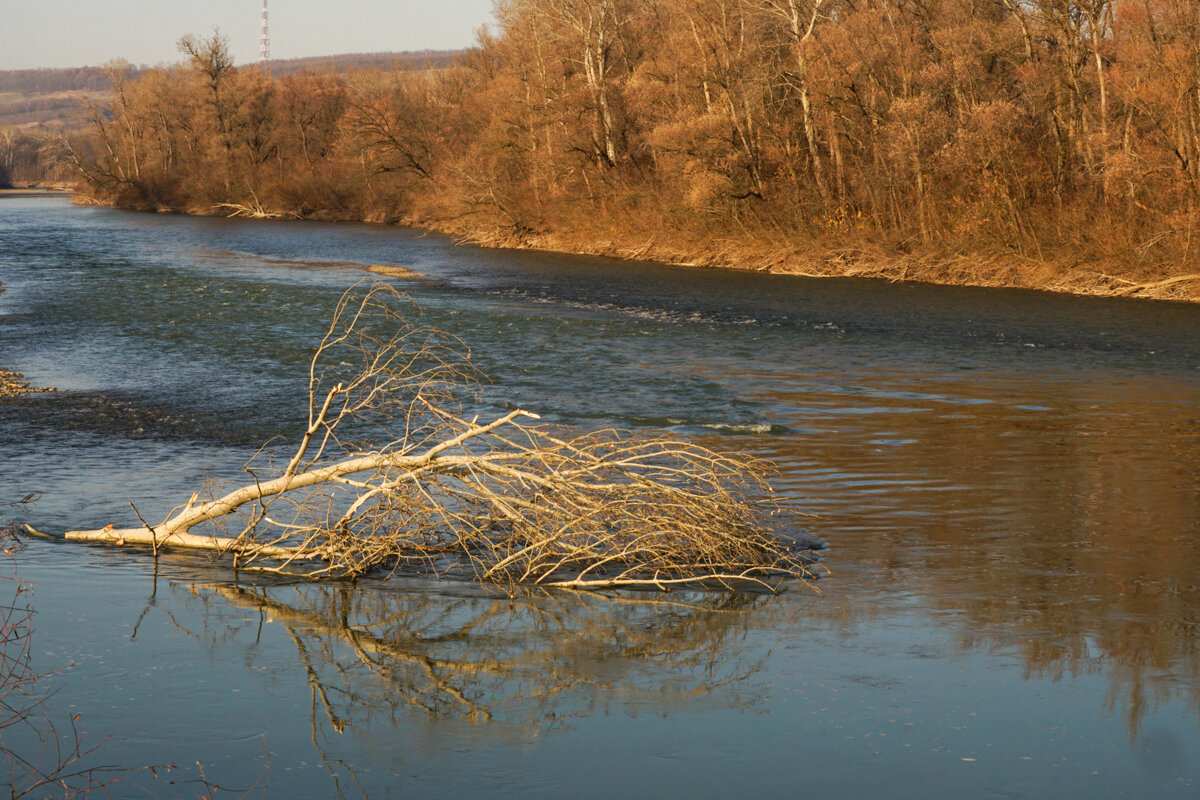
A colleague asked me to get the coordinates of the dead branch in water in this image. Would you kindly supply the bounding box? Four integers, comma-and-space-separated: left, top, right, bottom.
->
64, 282, 821, 592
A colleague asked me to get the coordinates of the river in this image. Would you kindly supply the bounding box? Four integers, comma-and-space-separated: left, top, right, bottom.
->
1, 195, 1198, 798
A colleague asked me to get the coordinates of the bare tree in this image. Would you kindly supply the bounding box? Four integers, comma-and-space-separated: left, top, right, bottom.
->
177, 31, 237, 147
65, 283, 820, 592
755, 0, 830, 201
525, 0, 640, 168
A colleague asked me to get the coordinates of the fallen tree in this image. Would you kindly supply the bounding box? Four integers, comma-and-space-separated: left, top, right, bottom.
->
64, 282, 820, 591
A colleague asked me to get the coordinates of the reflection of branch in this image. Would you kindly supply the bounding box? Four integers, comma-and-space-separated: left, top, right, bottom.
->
215, 585, 500, 722
288, 634, 365, 800
130, 563, 160, 640
292, 632, 350, 734
192, 580, 770, 737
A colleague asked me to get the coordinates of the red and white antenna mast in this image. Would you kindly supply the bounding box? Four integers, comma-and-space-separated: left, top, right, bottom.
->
259, 0, 271, 62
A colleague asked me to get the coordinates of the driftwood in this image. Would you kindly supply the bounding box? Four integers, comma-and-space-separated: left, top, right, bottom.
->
1115, 272, 1200, 296
64, 282, 820, 592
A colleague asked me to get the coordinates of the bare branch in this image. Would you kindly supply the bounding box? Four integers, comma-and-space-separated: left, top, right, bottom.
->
65, 282, 822, 592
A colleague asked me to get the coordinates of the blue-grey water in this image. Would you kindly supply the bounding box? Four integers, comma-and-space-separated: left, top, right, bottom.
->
1, 196, 1198, 798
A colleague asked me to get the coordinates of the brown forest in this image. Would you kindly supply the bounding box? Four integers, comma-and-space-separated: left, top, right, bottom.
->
0, 128, 73, 186
71, 0, 1200, 300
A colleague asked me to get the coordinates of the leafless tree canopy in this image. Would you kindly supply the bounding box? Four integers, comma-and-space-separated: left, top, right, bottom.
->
67, 283, 820, 592
71, 2, 1200, 299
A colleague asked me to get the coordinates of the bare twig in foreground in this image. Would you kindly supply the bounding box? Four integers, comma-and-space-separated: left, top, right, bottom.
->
2, 522, 158, 798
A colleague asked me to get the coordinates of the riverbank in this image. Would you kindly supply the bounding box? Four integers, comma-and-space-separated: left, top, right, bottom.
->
83, 193, 1200, 305
66, 3, 1200, 308
419, 215, 1200, 305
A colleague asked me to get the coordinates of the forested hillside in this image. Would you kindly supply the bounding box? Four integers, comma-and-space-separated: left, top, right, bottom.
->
74, 1, 1200, 300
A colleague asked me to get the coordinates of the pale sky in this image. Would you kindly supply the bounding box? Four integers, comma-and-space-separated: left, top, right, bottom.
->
0, 0, 497, 70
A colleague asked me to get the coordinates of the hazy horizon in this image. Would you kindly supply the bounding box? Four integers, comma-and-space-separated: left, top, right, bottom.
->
0, 0, 496, 71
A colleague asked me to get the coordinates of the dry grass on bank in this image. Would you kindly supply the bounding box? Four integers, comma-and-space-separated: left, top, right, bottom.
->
420, 211, 1200, 304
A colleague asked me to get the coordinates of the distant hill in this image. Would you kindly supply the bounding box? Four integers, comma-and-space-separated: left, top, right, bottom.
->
0, 66, 116, 128
262, 50, 461, 74
0, 90, 108, 129
0, 50, 463, 129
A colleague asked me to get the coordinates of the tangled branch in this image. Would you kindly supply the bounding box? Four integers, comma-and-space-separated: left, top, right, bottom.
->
66, 282, 821, 592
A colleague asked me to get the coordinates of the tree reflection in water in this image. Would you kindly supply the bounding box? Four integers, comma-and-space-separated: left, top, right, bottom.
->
747, 373, 1200, 741
950, 580, 1200, 738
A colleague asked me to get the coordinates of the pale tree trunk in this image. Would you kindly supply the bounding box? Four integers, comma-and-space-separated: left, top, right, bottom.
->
539, 0, 629, 167
683, 1, 766, 197
760, 0, 830, 201
1085, 2, 1112, 200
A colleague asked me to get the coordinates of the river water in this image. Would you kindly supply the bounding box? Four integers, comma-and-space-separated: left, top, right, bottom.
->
1, 196, 1198, 798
